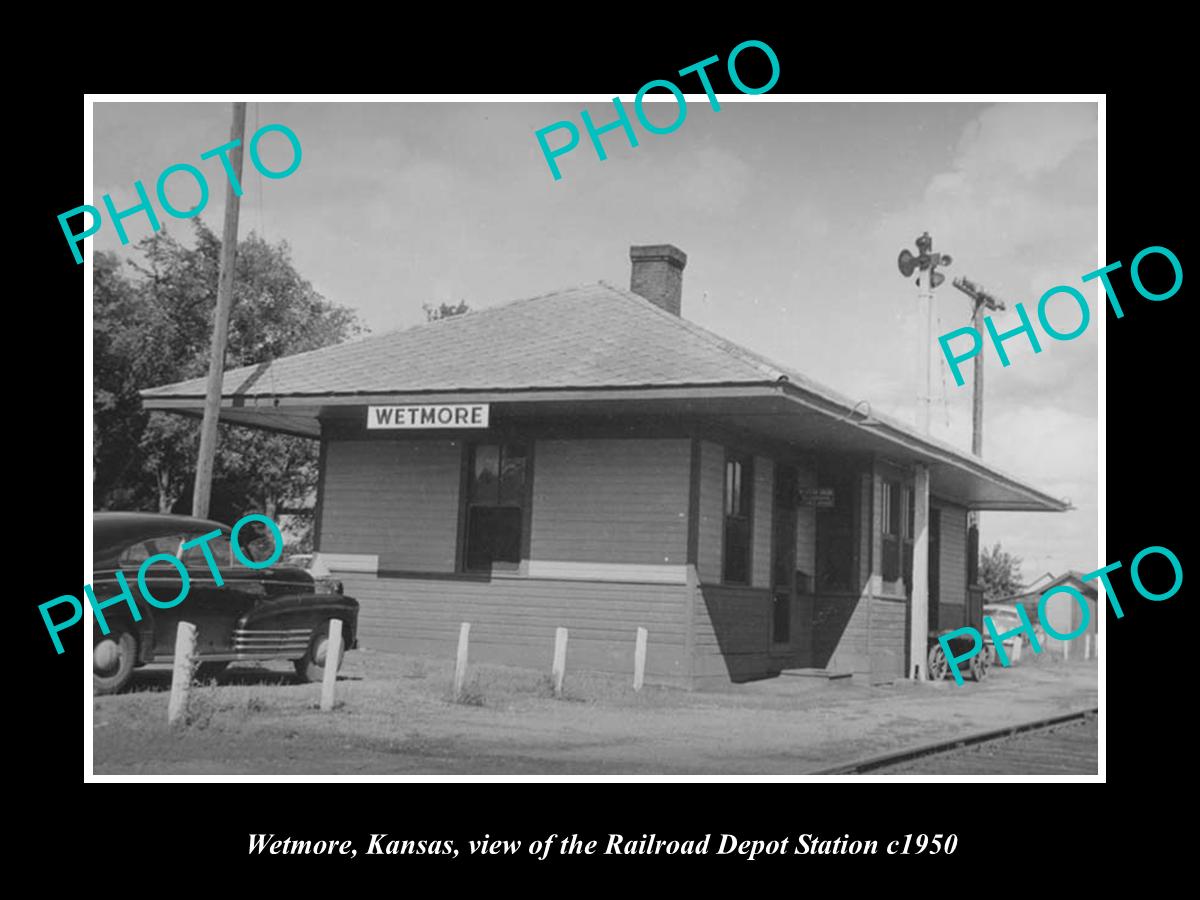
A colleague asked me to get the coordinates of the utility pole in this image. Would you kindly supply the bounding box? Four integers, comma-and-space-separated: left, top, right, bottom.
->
951, 276, 1006, 460
951, 276, 1006, 632
192, 102, 246, 520
897, 232, 951, 680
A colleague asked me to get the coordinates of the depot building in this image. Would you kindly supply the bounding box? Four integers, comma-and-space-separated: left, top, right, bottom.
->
142, 245, 1065, 688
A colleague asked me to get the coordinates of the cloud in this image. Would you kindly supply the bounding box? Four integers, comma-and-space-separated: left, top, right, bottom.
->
862, 103, 1099, 580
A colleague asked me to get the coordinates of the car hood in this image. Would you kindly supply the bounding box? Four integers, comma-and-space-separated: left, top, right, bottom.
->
251, 566, 316, 597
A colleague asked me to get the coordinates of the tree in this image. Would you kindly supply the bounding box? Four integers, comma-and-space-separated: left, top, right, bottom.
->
423, 300, 470, 322
979, 542, 1024, 602
93, 219, 363, 546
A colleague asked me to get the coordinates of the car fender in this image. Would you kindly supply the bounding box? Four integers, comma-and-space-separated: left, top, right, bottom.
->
236, 593, 359, 648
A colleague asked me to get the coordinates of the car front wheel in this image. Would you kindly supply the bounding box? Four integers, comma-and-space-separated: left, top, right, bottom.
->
94, 628, 137, 695
294, 625, 347, 683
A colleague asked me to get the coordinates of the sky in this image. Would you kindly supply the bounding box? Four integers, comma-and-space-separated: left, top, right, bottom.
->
91, 99, 1100, 584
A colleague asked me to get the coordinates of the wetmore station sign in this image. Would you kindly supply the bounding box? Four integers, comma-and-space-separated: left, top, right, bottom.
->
367, 403, 490, 429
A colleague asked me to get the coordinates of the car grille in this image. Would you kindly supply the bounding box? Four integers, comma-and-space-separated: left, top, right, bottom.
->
232, 627, 313, 657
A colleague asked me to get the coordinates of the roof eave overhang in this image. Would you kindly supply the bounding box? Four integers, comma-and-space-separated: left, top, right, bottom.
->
773, 381, 1068, 513
141, 381, 1069, 512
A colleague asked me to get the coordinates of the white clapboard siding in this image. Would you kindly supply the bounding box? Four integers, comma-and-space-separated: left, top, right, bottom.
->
321, 439, 461, 572
531, 439, 691, 566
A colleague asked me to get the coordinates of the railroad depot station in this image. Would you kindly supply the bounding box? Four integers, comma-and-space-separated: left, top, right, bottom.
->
142, 245, 1066, 688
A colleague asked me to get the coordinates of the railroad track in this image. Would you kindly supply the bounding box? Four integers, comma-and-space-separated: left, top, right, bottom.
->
819, 708, 1099, 775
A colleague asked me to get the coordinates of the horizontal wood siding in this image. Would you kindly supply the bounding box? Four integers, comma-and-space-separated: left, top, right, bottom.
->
696, 441, 725, 584
531, 439, 690, 566
812, 593, 869, 674
810, 592, 905, 680
341, 573, 689, 684
751, 458, 773, 588
693, 584, 772, 685
936, 500, 968, 611
869, 597, 907, 681
321, 439, 461, 573
940, 603, 966, 630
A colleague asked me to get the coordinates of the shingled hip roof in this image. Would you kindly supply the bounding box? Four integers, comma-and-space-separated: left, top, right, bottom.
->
141, 281, 1068, 513
142, 281, 811, 398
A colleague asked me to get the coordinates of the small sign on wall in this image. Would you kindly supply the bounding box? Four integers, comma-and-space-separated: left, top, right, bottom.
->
796, 487, 835, 508
367, 403, 490, 429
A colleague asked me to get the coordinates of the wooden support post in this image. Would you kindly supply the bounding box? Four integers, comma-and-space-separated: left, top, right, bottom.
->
633, 627, 648, 691
552, 627, 568, 698
321, 618, 343, 712
167, 622, 197, 726
454, 622, 471, 700
910, 464, 930, 680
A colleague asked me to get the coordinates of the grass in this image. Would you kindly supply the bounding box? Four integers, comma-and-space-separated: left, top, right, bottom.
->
92, 650, 1099, 775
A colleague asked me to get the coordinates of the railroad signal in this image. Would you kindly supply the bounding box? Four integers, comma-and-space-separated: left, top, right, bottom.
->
897, 231, 952, 288
896, 231, 951, 681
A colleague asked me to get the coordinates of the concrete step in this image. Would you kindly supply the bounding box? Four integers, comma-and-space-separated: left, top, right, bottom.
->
778, 668, 853, 680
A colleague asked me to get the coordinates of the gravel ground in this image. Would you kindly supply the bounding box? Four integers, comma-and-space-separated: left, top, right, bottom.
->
92, 650, 1099, 775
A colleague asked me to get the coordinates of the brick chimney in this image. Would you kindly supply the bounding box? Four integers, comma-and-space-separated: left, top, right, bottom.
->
630, 244, 687, 316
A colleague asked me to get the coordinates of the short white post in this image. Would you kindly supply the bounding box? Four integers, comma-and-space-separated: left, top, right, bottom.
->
454, 622, 471, 700
1084, 634, 1093, 660
321, 618, 343, 712
167, 621, 197, 726
633, 627, 648, 691
552, 627, 568, 698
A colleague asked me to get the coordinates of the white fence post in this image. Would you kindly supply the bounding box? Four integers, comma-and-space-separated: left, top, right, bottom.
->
552, 627, 568, 698
633, 627, 648, 691
167, 621, 197, 726
321, 618, 343, 712
454, 622, 471, 700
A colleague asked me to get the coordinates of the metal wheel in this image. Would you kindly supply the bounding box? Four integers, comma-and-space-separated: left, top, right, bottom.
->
94, 628, 137, 695
926, 643, 950, 681
970, 646, 990, 682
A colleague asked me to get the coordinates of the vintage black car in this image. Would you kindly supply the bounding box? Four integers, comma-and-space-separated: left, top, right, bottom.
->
92, 512, 359, 695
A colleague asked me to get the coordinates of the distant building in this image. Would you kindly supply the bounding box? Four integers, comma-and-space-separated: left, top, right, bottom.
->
142, 245, 1066, 687
995, 571, 1097, 659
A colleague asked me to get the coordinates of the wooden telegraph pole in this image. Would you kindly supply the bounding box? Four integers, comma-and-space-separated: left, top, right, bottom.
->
192, 102, 247, 520
951, 276, 1007, 633
951, 276, 1007, 462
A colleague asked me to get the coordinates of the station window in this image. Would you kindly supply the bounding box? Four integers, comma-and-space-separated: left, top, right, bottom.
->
463, 443, 529, 572
723, 453, 753, 584
882, 479, 902, 583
